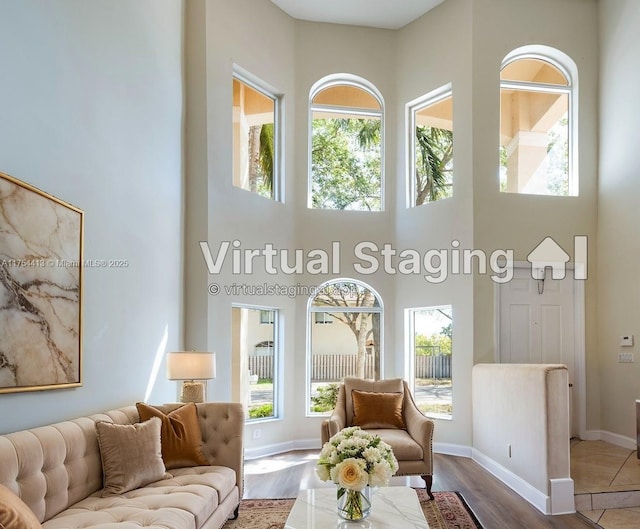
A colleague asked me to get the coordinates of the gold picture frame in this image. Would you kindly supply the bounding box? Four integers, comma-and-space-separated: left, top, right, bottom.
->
0, 172, 83, 393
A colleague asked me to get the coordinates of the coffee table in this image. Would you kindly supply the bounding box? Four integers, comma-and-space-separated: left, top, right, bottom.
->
285, 486, 429, 528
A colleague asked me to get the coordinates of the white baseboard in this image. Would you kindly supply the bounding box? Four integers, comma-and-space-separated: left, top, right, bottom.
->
582, 430, 636, 450
244, 438, 320, 460
471, 448, 552, 515
433, 442, 472, 458
550, 478, 575, 515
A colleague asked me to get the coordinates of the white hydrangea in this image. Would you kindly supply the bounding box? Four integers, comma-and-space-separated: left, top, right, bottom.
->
369, 460, 393, 487
362, 447, 381, 463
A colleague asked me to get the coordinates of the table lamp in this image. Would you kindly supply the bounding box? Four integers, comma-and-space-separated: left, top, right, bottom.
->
166, 351, 216, 403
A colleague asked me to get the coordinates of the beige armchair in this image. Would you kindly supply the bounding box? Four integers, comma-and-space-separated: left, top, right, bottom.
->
321, 377, 435, 499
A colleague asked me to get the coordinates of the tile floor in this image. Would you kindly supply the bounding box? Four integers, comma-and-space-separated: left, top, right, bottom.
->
572, 439, 640, 528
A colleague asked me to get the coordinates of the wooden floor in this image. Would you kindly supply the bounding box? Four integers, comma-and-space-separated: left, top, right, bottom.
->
244, 450, 600, 529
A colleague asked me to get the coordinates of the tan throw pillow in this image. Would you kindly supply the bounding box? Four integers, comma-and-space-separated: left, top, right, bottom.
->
95, 417, 171, 497
0, 484, 42, 529
136, 402, 209, 469
351, 389, 406, 429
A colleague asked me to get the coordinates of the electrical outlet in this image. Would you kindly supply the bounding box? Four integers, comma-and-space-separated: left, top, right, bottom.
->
252, 429, 262, 439
620, 335, 634, 347
618, 352, 634, 363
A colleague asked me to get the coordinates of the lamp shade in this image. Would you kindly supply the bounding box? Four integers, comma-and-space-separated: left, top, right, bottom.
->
166, 351, 216, 380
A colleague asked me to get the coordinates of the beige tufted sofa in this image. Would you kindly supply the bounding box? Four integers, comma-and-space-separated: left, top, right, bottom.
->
0, 402, 244, 529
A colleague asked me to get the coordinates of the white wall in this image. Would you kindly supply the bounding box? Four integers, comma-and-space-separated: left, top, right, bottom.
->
470, 0, 600, 432
184, 0, 300, 452
0, 0, 184, 433
395, 0, 475, 449
597, 0, 640, 441
185, 0, 601, 454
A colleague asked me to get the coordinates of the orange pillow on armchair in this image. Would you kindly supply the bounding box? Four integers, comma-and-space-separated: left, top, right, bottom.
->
351, 389, 406, 429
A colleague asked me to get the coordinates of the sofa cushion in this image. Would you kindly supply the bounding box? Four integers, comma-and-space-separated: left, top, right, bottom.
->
136, 402, 209, 469
0, 484, 43, 529
351, 389, 406, 429
41, 466, 237, 529
343, 378, 404, 426
95, 417, 171, 497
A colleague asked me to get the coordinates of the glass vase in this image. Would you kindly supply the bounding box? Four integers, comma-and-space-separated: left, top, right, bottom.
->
337, 486, 371, 521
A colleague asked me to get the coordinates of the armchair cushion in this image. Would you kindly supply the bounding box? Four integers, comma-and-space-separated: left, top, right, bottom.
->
370, 429, 424, 460
351, 389, 406, 429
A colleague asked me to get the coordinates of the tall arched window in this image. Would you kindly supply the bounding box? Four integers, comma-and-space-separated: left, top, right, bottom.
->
500, 47, 577, 196
309, 75, 384, 211
307, 279, 383, 415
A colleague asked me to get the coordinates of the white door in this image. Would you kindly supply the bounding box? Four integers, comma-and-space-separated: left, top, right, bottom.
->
498, 265, 578, 437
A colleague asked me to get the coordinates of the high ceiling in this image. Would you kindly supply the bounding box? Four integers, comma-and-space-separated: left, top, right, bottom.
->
269, 0, 447, 30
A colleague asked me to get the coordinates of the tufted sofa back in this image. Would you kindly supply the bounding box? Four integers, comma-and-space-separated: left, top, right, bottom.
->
0, 402, 244, 524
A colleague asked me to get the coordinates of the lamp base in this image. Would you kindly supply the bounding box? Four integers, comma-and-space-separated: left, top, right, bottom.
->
180, 381, 205, 403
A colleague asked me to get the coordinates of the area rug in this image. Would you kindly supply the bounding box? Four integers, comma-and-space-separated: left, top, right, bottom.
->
223, 489, 482, 529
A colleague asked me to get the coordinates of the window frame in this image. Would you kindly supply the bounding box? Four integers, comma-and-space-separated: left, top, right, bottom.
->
307, 74, 385, 211
406, 84, 454, 208
404, 305, 453, 421
260, 310, 275, 324
499, 48, 578, 196
232, 65, 283, 202
314, 312, 334, 324
231, 304, 282, 423
306, 278, 384, 416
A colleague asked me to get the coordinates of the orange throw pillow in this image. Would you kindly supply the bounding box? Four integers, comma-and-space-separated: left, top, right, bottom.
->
136, 402, 210, 469
351, 389, 406, 429
0, 484, 42, 529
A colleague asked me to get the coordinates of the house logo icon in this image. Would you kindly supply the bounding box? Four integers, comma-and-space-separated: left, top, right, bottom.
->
527, 236, 570, 280
526, 235, 588, 281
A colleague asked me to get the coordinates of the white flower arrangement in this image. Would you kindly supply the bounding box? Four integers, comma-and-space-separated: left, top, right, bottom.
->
316, 426, 399, 490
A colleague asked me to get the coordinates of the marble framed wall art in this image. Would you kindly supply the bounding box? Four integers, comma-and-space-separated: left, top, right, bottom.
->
0, 172, 83, 393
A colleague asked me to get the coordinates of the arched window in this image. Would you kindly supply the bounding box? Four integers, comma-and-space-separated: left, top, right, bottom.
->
307, 279, 383, 415
500, 47, 577, 196
309, 75, 384, 211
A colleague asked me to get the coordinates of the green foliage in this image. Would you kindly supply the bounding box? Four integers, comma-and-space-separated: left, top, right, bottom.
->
311, 118, 381, 211
256, 123, 274, 198
415, 126, 453, 205
311, 383, 340, 413
418, 402, 453, 416
248, 403, 274, 419
415, 333, 452, 355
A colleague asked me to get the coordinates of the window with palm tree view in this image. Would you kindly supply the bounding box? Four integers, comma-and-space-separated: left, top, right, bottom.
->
232, 74, 278, 200
407, 306, 452, 419
308, 280, 382, 414
310, 79, 383, 211
500, 56, 574, 196
408, 87, 453, 206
